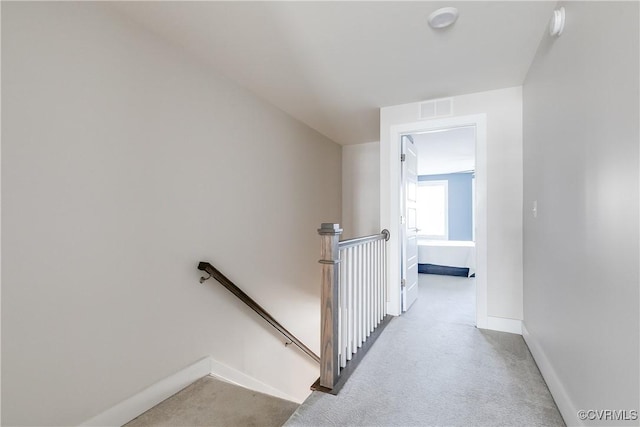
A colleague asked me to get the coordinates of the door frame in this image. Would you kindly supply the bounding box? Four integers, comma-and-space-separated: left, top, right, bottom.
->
381, 114, 488, 329
400, 135, 419, 312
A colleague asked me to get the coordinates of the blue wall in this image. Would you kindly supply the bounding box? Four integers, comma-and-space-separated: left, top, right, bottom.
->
418, 172, 473, 241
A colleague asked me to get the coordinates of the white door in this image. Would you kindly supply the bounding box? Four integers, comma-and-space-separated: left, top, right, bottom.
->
401, 135, 419, 312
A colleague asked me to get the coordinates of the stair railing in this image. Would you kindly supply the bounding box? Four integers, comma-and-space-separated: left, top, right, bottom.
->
315, 223, 391, 393
197, 261, 320, 364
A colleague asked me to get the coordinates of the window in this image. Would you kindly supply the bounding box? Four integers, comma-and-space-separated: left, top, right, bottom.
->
417, 180, 448, 240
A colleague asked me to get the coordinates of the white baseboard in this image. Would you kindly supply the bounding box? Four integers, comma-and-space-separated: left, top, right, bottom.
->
80, 356, 302, 426
522, 324, 577, 426
481, 316, 522, 335
209, 358, 303, 404
81, 356, 212, 426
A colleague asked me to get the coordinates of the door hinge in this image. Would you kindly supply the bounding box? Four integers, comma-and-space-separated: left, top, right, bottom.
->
401, 154, 406, 162
401, 279, 406, 288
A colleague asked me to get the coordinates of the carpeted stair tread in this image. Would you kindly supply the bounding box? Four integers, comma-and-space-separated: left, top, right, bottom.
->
125, 376, 299, 427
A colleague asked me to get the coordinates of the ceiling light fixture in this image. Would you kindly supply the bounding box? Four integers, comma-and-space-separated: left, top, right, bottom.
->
428, 7, 459, 29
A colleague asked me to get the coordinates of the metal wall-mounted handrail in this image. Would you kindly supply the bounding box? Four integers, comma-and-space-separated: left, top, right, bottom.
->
338, 229, 390, 250
197, 262, 320, 364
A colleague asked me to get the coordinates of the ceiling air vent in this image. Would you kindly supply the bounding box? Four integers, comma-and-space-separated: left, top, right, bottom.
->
419, 97, 453, 119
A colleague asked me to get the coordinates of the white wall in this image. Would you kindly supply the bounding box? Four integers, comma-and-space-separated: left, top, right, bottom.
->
381, 87, 523, 320
342, 142, 380, 239
2, 3, 341, 425
522, 2, 639, 425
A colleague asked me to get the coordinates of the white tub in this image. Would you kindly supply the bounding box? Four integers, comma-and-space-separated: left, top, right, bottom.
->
418, 239, 476, 276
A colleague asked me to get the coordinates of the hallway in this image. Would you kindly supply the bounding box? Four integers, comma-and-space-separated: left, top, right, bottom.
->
286, 274, 564, 427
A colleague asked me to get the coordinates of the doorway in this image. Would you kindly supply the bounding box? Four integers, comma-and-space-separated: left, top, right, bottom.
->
382, 114, 488, 329
401, 127, 477, 320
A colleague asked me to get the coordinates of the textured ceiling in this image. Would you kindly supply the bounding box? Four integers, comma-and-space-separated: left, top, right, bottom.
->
110, 1, 556, 145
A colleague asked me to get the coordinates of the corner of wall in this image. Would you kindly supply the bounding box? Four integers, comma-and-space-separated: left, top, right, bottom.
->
522, 324, 576, 427
80, 357, 214, 427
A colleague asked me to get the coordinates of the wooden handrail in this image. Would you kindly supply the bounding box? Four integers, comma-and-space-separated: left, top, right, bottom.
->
197, 262, 320, 364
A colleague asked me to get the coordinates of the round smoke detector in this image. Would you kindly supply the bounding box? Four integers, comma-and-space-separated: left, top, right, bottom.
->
428, 7, 459, 29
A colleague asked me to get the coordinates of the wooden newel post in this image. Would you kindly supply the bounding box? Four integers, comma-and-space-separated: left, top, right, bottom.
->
318, 223, 342, 389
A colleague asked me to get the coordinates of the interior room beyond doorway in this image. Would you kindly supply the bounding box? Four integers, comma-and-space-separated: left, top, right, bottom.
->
409, 126, 477, 323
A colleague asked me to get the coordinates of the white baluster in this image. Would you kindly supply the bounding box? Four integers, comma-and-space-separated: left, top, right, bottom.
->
355, 244, 361, 349
383, 242, 387, 315
371, 242, 375, 332
368, 242, 373, 334
376, 241, 380, 324
365, 242, 370, 337
363, 242, 368, 337
375, 240, 380, 325
340, 249, 347, 369
345, 249, 349, 366
380, 240, 384, 319
359, 243, 365, 347
378, 241, 382, 319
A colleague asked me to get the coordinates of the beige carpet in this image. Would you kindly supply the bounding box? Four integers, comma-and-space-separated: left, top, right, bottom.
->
125, 376, 299, 427
286, 274, 565, 427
